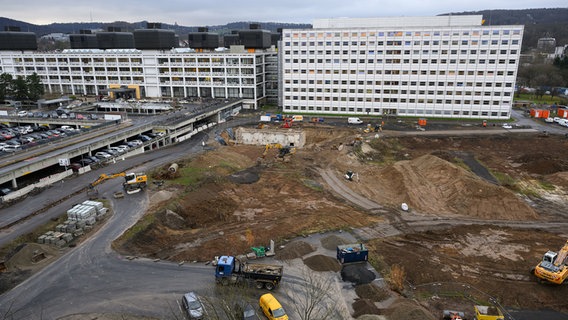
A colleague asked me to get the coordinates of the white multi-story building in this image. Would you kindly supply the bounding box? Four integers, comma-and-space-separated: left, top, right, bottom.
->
0, 46, 278, 109
280, 16, 524, 119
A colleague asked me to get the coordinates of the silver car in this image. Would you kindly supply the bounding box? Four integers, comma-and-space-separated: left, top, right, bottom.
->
181, 292, 204, 319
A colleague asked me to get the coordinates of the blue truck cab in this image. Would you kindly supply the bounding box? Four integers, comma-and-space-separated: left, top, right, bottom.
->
215, 255, 235, 281
337, 243, 369, 264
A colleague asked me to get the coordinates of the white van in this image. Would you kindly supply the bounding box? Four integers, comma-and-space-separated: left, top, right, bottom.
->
292, 115, 303, 122
348, 117, 363, 124
17, 110, 28, 117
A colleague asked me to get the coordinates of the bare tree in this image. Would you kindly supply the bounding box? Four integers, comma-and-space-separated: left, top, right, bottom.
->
283, 266, 347, 320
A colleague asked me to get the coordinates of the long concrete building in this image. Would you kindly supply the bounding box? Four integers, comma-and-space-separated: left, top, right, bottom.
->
0, 47, 277, 109
279, 16, 524, 119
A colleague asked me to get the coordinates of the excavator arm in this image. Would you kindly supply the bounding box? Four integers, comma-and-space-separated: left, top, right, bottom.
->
90, 172, 126, 188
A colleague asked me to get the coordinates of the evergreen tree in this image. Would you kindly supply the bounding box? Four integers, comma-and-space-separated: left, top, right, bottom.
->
26, 73, 44, 101
0, 73, 14, 102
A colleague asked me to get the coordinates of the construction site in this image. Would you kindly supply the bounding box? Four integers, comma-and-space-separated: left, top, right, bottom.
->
1, 116, 567, 319
108, 118, 568, 319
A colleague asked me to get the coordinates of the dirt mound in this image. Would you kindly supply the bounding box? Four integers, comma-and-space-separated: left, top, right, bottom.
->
341, 263, 376, 285
276, 241, 315, 260
385, 299, 436, 320
5, 243, 58, 271
352, 299, 381, 318
321, 234, 351, 250
303, 254, 341, 272
355, 283, 390, 302
545, 171, 568, 189
376, 154, 538, 220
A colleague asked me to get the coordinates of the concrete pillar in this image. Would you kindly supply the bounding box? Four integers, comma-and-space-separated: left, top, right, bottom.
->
11, 177, 17, 189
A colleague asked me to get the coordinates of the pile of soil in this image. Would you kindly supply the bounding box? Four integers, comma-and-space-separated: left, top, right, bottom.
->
355, 283, 390, 302
352, 299, 381, 318
385, 299, 435, 320
321, 234, 350, 250
276, 241, 315, 260
303, 254, 341, 272
341, 264, 376, 285
349, 153, 538, 220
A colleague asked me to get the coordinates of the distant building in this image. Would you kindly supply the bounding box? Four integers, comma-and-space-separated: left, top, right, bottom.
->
280, 16, 524, 119
537, 38, 556, 53
0, 26, 278, 109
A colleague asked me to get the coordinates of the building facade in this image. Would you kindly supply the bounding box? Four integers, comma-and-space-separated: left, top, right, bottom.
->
0, 47, 278, 109
280, 16, 524, 119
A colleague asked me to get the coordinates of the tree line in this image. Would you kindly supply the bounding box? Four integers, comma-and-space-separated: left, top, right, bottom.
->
0, 73, 44, 103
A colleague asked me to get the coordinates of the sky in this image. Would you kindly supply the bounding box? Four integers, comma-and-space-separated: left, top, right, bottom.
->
3, 0, 567, 26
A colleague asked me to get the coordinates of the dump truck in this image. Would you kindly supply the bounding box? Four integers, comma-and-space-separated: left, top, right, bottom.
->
533, 240, 568, 284
215, 255, 283, 290
473, 305, 504, 320
337, 243, 368, 264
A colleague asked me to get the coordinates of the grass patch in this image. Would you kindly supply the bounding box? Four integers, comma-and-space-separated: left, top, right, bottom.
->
0, 214, 68, 257
539, 180, 556, 191
170, 166, 204, 186
515, 93, 567, 105
492, 171, 516, 187
117, 212, 156, 243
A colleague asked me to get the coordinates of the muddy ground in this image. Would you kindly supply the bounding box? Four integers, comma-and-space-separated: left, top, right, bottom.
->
111, 123, 568, 318
4, 121, 568, 319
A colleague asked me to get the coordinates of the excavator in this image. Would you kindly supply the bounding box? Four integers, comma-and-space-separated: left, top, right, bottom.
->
533, 240, 568, 284
262, 143, 296, 159
89, 172, 148, 195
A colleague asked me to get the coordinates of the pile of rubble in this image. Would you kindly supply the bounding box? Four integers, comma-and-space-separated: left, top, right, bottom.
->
37, 200, 108, 247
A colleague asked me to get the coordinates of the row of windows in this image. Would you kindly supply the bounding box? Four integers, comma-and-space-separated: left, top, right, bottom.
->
14, 56, 262, 65
285, 58, 517, 65
283, 105, 510, 118
286, 48, 517, 56
286, 88, 513, 96
285, 29, 521, 39
284, 69, 516, 77
284, 96, 510, 104
285, 79, 514, 87
285, 39, 520, 47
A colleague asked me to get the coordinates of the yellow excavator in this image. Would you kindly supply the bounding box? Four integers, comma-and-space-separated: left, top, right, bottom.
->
262, 143, 296, 159
89, 172, 148, 194
533, 240, 568, 285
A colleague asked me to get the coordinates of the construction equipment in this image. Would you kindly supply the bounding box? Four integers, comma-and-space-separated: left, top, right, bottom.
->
337, 243, 368, 264
281, 118, 293, 128
262, 143, 296, 159
89, 172, 148, 194
442, 310, 465, 320
533, 240, 568, 284
215, 255, 283, 290
344, 171, 358, 181
363, 123, 382, 133
473, 305, 504, 320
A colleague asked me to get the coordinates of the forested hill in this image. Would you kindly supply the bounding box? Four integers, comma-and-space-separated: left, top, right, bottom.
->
441, 8, 568, 50
1, 7, 567, 51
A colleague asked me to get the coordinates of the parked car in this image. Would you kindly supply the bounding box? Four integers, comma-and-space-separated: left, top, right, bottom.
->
3, 145, 22, 153
181, 292, 204, 320
128, 139, 143, 146
76, 114, 85, 120
259, 294, 288, 320
86, 155, 100, 163
138, 134, 152, 142
17, 110, 28, 117
102, 148, 119, 156
0, 187, 12, 196
94, 151, 112, 159
79, 158, 94, 166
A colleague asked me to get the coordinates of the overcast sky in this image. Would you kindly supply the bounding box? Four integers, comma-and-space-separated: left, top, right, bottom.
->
3, 0, 567, 26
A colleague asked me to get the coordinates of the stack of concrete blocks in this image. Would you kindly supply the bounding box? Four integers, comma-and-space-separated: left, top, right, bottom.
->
36, 231, 73, 247
82, 200, 108, 221
36, 201, 108, 247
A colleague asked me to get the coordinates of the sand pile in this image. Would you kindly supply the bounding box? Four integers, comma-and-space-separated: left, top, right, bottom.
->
303, 254, 341, 272
355, 283, 390, 302
376, 155, 538, 220
276, 241, 315, 260
321, 234, 351, 250
384, 299, 435, 320
352, 299, 381, 318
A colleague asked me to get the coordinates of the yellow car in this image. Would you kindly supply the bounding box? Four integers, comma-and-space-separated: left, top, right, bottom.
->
259, 293, 288, 320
